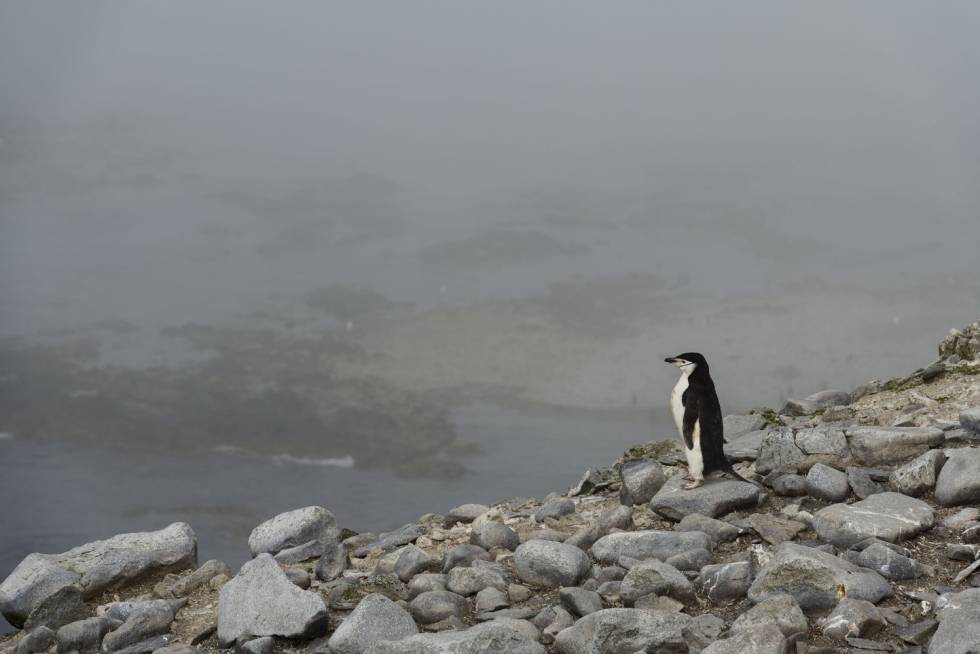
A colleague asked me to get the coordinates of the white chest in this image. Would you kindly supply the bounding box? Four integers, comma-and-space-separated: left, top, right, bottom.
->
670, 373, 689, 437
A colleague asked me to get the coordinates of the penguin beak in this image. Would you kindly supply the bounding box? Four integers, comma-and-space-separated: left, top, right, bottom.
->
664, 357, 678, 364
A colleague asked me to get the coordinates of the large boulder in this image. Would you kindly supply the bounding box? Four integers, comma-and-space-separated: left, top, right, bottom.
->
649, 476, 762, 521
844, 426, 944, 466
216, 554, 328, 646
755, 427, 849, 475
932, 588, 980, 654
935, 448, 980, 506
553, 608, 691, 654
247, 506, 338, 561
328, 593, 417, 654
590, 530, 713, 564
812, 492, 934, 548
0, 523, 196, 628
748, 543, 890, 612
513, 540, 590, 589
363, 622, 545, 654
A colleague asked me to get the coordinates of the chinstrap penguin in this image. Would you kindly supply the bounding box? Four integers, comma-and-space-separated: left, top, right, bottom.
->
664, 352, 752, 490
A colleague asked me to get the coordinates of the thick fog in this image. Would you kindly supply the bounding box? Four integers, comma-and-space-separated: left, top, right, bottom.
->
1, 1, 979, 591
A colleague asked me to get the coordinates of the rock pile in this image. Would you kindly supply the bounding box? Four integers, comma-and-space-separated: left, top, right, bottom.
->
2, 320, 980, 653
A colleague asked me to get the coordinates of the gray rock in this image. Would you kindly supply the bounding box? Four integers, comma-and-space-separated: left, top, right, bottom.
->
563, 506, 633, 551
513, 540, 590, 589
558, 587, 602, 617
216, 554, 328, 646
363, 622, 546, 654
487, 618, 539, 643
812, 492, 934, 548
618, 460, 666, 506
756, 427, 850, 475
56, 616, 111, 654
845, 426, 945, 466
724, 429, 768, 462
395, 545, 440, 582
620, 559, 693, 603
848, 467, 885, 499
853, 542, 928, 581
665, 548, 713, 572
247, 506, 337, 559
102, 599, 183, 623
894, 619, 938, 646
315, 539, 347, 582
445, 566, 507, 596
110, 634, 173, 654
469, 522, 519, 552
820, 598, 885, 640
770, 474, 807, 496
683, 613, 725, 652
676, 514, 739, 544
590, 530, 713, 564
698, 561, 751, 603
151, 644, 201, 654
22, 584, 87, 632
805, 463, 850, 502
0, 523, 196, 628
444, 504, 489, 527
782, 390, 851, 416
748, 513, 806, 545
238, 636, 274, 654
354, 524, 422, 557
474, 587, 509, 613
960, 407, 980, 433
889, 450, 946, 497
534, 498, 576, 523
748, 542, 891, 612
327, 593, 417, 654
552, 608, 691, 654
649, 476, 763, 521
935, 448, 980, 506
948, 544, 980, 561
730, 594, 807, 640
508, 584, 532, 603
407, 574, 447, 600
102, 603, 175, 653
929, 588, 980, 654
725, 414, 767, 439
409, 590, 468, 624
701, 624, 788, 654
282, 567, 310, 589
156, 560, 231, 598
441, 545, 491, 573
16, 627, 56, 654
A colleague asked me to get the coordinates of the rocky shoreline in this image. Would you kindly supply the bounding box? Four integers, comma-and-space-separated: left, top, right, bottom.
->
2, 320, 980, 654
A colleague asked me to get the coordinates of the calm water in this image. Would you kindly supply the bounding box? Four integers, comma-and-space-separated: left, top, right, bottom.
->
0, 404, 664, 633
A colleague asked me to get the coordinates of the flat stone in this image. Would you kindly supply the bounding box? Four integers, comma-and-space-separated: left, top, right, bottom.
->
534, 498, 576, 523
932, 588, 980, 654
820, 598, 885, 640
552, 608, 691, 654
960, 407, 980, 433
854, 542, 929, 580
845, 426, 945, 466
935, 448, 980, 506
247, 506, 337, 559
756, 427, 849, 475
354, 524, 421, 557
445, 566, 507, 596
812, 492, 935, 548
665, 548, 713, 572
676, 514, 739, 544
444, 504, 489, 527
730, 594, 807, 640
889, 450, 946, 497
558, 587, 602, 617
894, 619, 937, 646
805, 463, 850, 502
725, 414, 767, 439
701, 624, 787, 654
363, 622, 546, 654
848, 467, 885, 499
618, 460, 665, 506
649, 476, 763, 521
620, 559, 693, 603
748, 513, 806, 545
328, 593, 417, 654
698, 561, 751, 603
782, 390, 851, 416
409, 590, 468, 624
724, 429, 768, 462
748, 542, 891, 612
0, 523, 196, 628
216, 554, 328, 646
590, 530, 713, 564
513, 540, 590, 589
469, 522, 520, 552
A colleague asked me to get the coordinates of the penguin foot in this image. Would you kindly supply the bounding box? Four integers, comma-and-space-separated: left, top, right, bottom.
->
682, 473, 695, 482
683, 479, 704, 490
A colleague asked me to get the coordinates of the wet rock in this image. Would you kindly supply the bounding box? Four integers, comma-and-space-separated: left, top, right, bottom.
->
327, 593, 417, 654
845, 426, 944, 466
552, 608, 691, 654
591, 530, 713, 564
820, 598, 885, 640
961, 407, 980, 433
812, 492, 935, 548
22, 584, 88, 632
315, 539, 347, 582
56, 616, 111, 654
935, 448, 980, 506
559, 587, 602, 617
649, 476, 763, 520
445, 566, 507, 596
805, 463, 849, 502
782, 390, 851, 416
409, 590, 467, 624
665, 548, 713, 572
474, 587, 509, 613
247, 506, 337, 560
770, 474, 807, 496
15, 627, 56, 654
676, 514, 739, 544
534, 498, 575, 522
698, 561, 752, 603
441, 544, 491, 573
216, 554, 328, 646
724, 429, 768, 462
513, 540, 590, 589
931, 588, 980, 654
748, 514, 806, 545
848, 467, 885, 499
102, 603, 175, 653
756, 427, 850, 475
889, 450, 946, 497
0, 523, 197, 628
620, 559, 694, 603
730, 594, 807, 640
443, 504, 488, 527
748, 542, 891, 612
395, 545, 440, 582
363, 622, 546, 654
469, 522, 519, 552
854, 542, 930, 580
618, 460, 666, 506
701, 623, 787, 654
238, 637, 274, 654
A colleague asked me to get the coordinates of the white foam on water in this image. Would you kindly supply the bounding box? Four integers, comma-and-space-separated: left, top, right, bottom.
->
0, 432, 13, 440
272, 453, 355, 468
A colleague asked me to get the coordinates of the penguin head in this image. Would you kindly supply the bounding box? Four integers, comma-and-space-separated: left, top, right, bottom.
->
664, 352, 708, 375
